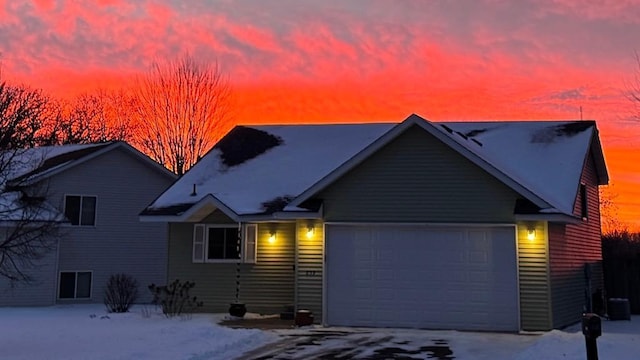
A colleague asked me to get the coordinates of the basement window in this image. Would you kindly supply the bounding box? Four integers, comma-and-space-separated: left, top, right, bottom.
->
59, 271, 92, 299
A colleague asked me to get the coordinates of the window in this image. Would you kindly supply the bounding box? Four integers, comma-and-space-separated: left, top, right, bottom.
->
193, 224, 257, 263
64, 195, 97, 226
59, 271, 92, 299
208, 227, 239, 259
580, 183, 588, 219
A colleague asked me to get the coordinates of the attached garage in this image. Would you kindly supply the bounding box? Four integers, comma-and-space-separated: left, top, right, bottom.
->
325, 224, 519, 331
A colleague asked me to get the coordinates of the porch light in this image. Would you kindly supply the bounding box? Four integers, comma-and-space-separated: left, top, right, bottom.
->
306, 226, 314, 239
268, 232, 276, 244
527, 229, 536, 241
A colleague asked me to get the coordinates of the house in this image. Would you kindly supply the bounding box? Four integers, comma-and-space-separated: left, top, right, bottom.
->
140, 114, 608, 331
0, 142, 176, 306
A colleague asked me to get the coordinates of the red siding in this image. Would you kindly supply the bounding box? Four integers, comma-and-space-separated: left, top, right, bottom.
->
549, 150, 603, 328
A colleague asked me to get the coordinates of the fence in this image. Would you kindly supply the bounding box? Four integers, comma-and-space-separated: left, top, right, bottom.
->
602, 251, 640, 314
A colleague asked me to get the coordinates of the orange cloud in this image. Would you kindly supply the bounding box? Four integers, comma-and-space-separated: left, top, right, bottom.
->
2, 0, 640, 230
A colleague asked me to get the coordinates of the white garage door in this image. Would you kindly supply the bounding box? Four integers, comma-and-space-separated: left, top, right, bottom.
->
325, 225, 519, 331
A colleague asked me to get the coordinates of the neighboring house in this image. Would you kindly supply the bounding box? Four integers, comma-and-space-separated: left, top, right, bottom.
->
140, 114, 608, 332
0, 142, 176, 306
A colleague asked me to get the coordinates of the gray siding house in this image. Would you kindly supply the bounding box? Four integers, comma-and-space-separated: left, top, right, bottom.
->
141, 114, 608, 332
0, 142, 175, 306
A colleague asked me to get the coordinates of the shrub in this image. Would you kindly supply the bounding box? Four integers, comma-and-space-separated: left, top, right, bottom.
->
104, 273, 139, 313
148, 279, 203, 317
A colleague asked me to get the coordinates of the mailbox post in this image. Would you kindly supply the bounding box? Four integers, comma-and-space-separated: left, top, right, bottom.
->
582, 313, 601, 360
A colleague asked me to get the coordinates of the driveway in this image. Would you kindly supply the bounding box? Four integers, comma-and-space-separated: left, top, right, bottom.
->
236, 327, 540, 360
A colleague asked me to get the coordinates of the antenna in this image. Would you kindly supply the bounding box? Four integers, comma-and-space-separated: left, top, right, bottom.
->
579, 106, 583, 120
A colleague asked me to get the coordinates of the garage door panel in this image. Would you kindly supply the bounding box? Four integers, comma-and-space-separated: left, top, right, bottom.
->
326, 225, 518, 331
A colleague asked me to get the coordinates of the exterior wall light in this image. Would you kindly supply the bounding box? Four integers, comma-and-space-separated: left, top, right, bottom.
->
527, 229, 536, 241
268, 231, 276, 244
306, 226, 314, 239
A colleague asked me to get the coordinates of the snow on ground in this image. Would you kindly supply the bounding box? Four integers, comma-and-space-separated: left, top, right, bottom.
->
514, 317, 640, 360
0, 304, 637, 360
265, 318, 639, 360
0, 304, 276, 360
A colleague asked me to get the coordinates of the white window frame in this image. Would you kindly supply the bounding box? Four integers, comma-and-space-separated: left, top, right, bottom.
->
63, 194, 98, 226
192, 224, 257, 264
58, 270, 93, 300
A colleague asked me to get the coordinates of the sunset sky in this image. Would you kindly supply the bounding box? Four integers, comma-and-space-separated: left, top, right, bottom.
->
2, 0, 640, 230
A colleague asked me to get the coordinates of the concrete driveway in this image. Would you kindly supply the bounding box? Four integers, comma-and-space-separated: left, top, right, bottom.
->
236, 327, 539, 360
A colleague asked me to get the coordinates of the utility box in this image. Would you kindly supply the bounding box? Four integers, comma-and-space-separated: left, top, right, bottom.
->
295, 309, 314, 326
582, 313, 602, 338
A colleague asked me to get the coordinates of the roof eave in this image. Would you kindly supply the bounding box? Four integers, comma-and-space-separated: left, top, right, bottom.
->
15, 142, 177, 186
515, 213, 583, 224
140, 194, 240, 223
239, 206, 324, 222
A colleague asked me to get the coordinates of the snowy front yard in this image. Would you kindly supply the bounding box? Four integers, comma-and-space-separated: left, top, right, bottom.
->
0, 305, 276, 360
0, 304, 637, 359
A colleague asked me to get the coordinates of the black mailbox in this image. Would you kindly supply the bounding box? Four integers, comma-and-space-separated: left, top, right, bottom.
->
582, 313, 602, 338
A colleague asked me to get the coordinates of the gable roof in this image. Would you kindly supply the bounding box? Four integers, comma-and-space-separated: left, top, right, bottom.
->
2, 141, 176, 222
141, 114, 608, 221
7, 141, 175, 187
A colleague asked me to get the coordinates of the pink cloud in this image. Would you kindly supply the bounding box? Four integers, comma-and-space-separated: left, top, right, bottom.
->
3, 1, 640, 228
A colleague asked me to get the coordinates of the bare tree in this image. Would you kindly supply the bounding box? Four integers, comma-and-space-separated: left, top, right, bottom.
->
133, 54, 231, 175
600, 184, 627, 235
0, 82, 56, 149
627, 52, 640, 122
0, 152, 62, 283
49, 89, 137, 145
0, 81, 62, 283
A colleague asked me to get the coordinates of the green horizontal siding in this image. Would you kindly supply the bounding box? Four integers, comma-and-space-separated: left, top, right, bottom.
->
295, 220, 323, 322
317, 125, 521, 223
517, 222, 552, 331
167, 215, 295, 314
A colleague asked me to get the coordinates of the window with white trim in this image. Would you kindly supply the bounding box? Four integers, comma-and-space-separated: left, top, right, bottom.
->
64, 195, 97, 226
58, 271, 92, 299
193, 224, 257, 263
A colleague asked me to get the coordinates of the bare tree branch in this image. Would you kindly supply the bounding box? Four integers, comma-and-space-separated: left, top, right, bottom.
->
133, 54, 231, 174
0, 152, 61, 284
0, 80, 64, 284
48, 89, 138, 145
0, 82, 55, 149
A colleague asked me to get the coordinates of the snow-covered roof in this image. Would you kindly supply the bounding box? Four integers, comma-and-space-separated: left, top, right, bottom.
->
143, 115, 607, 220
2, 143, 110, 186
439, 121, 599, 215
146, 124, 395, 216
